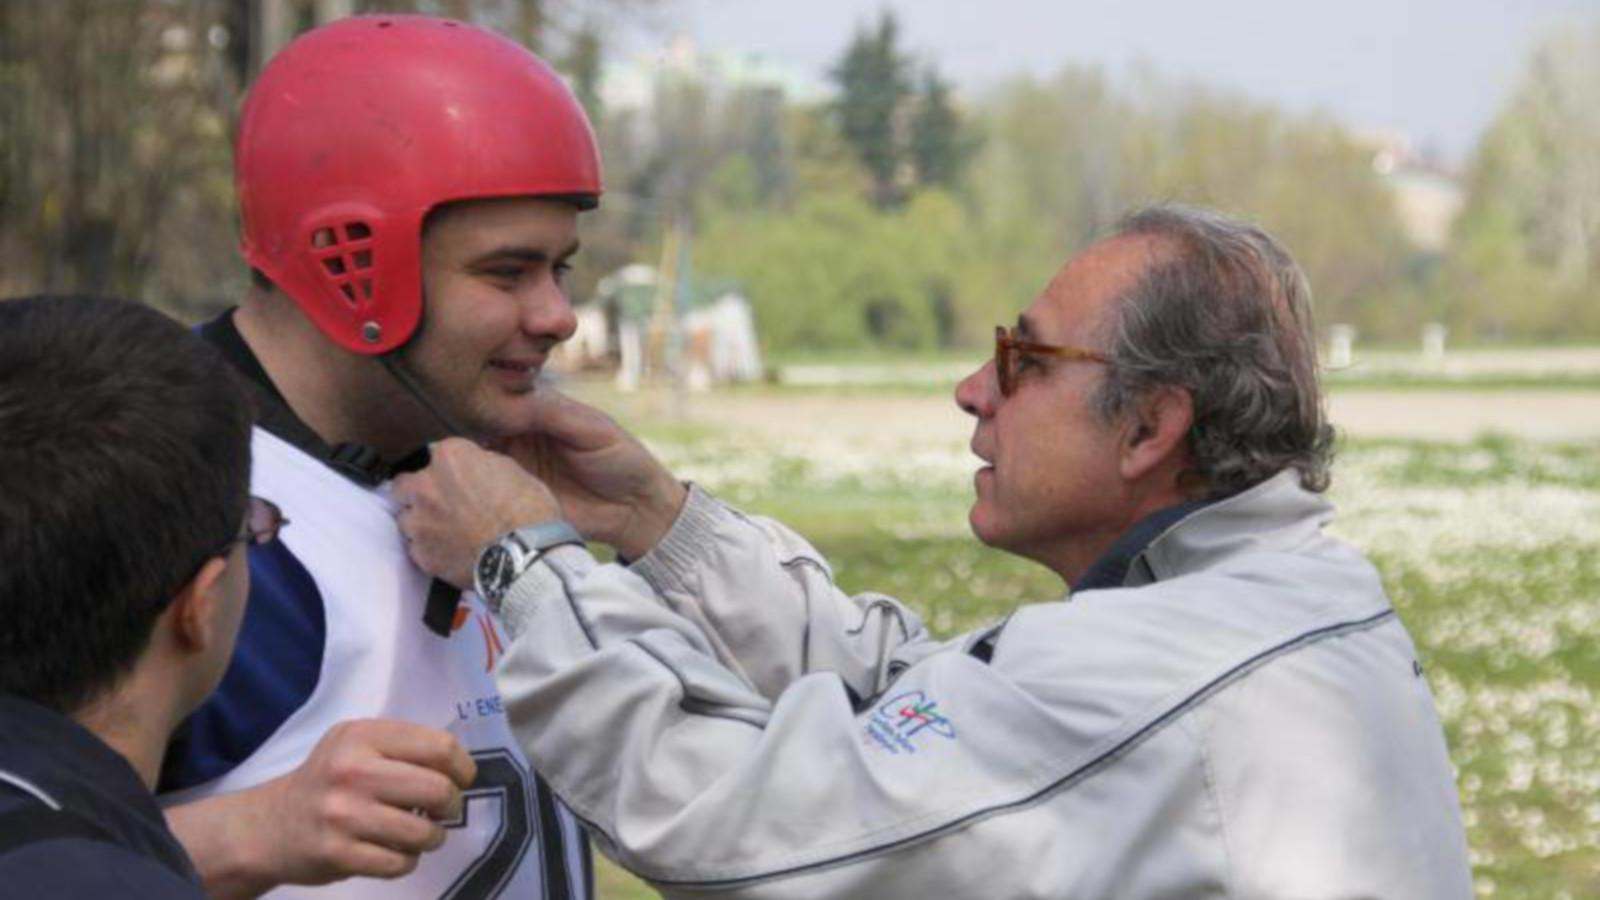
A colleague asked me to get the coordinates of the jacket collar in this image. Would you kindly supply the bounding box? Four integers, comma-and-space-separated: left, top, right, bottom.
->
0, 693, 152, 816
1072, 498, 1209, 592
0, 692, 198, 881
1075, 471, 1333, 592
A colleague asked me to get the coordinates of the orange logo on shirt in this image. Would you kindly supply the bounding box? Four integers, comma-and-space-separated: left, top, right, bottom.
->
451, 606, 506, 672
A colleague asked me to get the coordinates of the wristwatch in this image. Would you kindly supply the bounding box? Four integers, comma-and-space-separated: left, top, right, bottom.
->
474, 520, 584, 608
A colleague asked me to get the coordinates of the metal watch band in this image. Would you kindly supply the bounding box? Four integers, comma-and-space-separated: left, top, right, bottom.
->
509, 520, 584, 554
475, 520, 584, 607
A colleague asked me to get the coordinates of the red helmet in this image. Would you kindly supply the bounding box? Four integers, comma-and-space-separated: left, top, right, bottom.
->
236, 15, 602, 354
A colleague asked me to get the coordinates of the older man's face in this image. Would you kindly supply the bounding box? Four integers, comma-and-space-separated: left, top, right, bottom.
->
955, 235, 1156, 577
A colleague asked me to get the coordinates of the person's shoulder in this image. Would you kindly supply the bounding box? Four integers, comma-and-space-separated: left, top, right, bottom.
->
988, 559, 1394, 724
1086, 525, 1389, 632
0, 830, 204, 898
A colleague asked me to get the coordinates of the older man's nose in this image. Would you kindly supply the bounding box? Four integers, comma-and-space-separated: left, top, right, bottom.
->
956, 359, 999, 418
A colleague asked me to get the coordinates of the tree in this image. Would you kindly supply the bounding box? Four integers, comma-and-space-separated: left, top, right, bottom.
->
697, 185, 969, 352
1141, 87, 1413, 335
0, 0, 667, 315
0, 0, 242, 311
965, 69, 1417, 343
563, 21, 604, 121
909, 67, 979, 192
1441, 21, 1600, 339
830, 10, 913, 208
727, 85, 790, 207
962, 68, 1146, 323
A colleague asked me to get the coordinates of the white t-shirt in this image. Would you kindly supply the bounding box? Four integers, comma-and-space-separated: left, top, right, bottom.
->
160, 428, 589, 899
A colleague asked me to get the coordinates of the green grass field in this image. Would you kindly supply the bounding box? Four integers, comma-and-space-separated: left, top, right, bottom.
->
577, 389, 1599, 898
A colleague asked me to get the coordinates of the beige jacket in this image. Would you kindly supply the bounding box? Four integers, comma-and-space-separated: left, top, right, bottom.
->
493, 472, 1473, 898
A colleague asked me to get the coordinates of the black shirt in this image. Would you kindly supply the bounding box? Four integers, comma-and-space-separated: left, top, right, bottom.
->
0, 693, 203, 897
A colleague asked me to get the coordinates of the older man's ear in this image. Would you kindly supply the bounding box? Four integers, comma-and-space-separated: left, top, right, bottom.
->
1117, 385, 1195, 487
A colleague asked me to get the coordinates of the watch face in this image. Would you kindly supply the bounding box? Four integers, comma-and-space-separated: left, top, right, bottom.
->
477, 544, 514, 599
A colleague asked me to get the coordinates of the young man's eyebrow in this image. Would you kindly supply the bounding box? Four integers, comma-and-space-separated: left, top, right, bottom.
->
469, 240, 581, 265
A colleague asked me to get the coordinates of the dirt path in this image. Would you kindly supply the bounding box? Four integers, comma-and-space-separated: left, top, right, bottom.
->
576, 384, 1600, 445
1326, 390, 1600, 442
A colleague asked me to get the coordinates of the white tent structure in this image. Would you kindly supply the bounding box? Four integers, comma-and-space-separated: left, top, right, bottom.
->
683, 292, 764, 389
558, 264, 764, 391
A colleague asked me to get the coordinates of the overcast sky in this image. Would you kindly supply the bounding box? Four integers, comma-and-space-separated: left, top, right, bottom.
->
620, 0, 1596, 165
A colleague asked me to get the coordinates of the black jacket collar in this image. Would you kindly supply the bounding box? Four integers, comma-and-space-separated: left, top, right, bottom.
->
0, 693, 197, 880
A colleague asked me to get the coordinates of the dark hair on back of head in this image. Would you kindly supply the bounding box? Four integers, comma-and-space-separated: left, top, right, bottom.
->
0, 295, 254, 714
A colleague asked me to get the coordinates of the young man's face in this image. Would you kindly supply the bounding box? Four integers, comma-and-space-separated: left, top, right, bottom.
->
954, 236, 1156, 578
405, 196, 580, 439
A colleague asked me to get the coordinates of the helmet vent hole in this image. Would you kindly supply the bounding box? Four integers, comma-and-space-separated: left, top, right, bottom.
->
376, 20, 391, 28
310, 220, 375, 308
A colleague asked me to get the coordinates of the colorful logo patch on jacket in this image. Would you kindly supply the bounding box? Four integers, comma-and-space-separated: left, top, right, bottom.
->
864, 689, 956, 755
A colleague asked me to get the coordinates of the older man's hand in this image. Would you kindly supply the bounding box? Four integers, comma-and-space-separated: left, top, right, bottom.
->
392, 438, 561, 590
493, 388, 687, 560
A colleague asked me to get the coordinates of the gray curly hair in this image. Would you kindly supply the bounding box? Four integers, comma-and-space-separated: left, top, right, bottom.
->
1094, 205, 1334, 497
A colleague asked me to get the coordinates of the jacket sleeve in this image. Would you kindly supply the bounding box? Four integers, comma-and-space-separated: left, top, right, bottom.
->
622, 485, 940, 702
492, 545, 1097, 898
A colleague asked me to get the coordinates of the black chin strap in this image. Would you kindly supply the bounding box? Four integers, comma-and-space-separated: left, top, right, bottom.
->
378, 352, 470, 439
376, 352, 473, 638
201, 311, 466, 637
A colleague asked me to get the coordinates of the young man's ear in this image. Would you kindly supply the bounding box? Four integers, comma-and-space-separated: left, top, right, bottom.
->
1118, 385, 1194, 483
166, 556, 233, 653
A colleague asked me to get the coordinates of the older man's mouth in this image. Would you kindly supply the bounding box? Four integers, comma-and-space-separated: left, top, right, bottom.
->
974, 463, 995, 490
